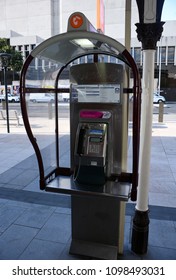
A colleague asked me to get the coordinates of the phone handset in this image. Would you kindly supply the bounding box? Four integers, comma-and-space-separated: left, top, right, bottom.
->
77, 126, 87, 155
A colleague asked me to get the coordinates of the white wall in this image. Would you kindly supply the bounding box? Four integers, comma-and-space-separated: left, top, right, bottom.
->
0, 0, 176, 50
0, 0, 53, 39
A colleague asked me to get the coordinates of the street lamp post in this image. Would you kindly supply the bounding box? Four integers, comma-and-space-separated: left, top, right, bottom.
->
131, 0, 165, 254
0, 53, 12, 133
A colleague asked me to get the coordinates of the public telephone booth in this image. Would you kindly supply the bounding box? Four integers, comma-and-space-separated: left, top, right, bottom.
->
20, 12, 141, 259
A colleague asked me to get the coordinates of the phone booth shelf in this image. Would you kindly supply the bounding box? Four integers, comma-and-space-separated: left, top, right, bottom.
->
20, 12, 141, 260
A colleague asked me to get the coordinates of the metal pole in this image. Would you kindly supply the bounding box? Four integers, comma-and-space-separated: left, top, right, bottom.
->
4, 66, 10, 133
125, 0, 131, 51
137, 49, 155, 210
131, 0, 165, 254
158, 37, 162, 92
131, 50, 155, 253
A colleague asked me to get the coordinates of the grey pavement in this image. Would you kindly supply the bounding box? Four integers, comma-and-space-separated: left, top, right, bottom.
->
0, 103, 176, 260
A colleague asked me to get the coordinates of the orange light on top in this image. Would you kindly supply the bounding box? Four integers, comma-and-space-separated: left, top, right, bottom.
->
70, 13, 84, 28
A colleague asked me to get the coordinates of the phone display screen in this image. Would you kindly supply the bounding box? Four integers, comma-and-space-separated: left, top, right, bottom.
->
89, 129, 103, 135
90, 137, 101, 143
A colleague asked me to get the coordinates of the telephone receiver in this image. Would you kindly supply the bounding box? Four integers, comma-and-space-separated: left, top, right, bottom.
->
77, 127, 87, 155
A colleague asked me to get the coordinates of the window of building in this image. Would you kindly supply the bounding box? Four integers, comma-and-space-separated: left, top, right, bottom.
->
18, 45, 22, 52
155, 49, 158, 63
130, 47, 133, 56
31, 44, 36, 50
159, 46, 166, 64
24, 45, 29, 58
102, 55, 109, 62
167, 46, 175, 64
133, 48, 141, 64
79, 56, 86, 64
110, 56, 117, 64
87, 55, 93, 63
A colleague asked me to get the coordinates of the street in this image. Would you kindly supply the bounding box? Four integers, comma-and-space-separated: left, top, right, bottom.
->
5, 101, 176, 122
6, 101, 70, 118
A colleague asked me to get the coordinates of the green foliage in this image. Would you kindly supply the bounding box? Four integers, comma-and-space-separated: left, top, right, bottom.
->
0, 38, 10, 51
0, 38, 23, 71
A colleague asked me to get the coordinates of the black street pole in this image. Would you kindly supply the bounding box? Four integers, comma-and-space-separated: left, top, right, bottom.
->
0, 53, 12, 134
4, 66, 10, 133
131, 0, 165, 254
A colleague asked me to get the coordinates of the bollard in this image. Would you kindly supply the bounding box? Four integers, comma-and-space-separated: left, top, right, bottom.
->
158, 101, 164, 123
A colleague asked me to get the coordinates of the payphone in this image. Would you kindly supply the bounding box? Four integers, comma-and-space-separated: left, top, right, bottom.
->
19, 12, 141, 259
74, 112, 108, 185
70, 62, 125, 189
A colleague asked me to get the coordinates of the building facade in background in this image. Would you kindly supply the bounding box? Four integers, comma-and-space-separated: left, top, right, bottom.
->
0, 0, 176, 99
